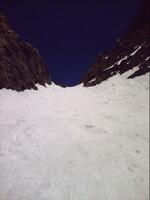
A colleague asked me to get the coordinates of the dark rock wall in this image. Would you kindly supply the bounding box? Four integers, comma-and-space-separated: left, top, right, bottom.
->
83, 0, 150, 87
0, 14, 51, 91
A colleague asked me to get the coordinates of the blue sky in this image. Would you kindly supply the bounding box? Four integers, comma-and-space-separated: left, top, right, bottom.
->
0, 0, 142, 86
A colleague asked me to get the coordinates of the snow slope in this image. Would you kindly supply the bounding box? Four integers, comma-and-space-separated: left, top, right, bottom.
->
0, 73, 149, 200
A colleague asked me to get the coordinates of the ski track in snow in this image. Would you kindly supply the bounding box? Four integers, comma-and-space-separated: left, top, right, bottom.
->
0, 73, 149, 200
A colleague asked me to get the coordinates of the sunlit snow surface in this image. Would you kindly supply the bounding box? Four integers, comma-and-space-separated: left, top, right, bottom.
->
0, 73, 149, 200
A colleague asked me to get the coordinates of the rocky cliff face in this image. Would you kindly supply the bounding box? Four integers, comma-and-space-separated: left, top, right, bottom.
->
0, 14, 51, 91
83, 0, 150, 87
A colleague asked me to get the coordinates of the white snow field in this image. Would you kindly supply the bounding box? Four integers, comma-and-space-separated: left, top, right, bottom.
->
0, 73, 149, 200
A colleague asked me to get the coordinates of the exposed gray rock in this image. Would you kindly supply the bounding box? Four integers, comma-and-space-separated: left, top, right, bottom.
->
83, 0, 150, 87
0, 14, 51, 91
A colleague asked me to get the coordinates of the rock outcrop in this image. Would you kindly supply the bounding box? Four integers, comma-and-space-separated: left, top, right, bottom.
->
0, 14, 51, 91
83, 0, 150, 87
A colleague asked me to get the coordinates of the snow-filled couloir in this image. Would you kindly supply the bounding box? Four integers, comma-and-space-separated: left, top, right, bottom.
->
0, 72, 149, 200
